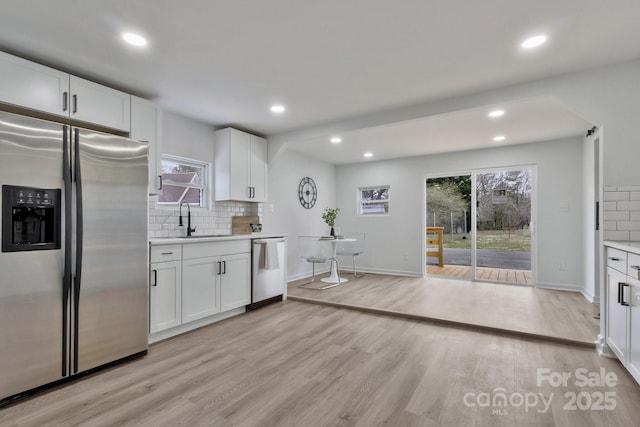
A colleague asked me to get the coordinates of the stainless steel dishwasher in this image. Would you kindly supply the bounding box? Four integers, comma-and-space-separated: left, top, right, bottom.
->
248, 237, 287, 310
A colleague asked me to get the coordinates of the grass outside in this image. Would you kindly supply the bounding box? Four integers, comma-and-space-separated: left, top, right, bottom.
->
438, 229, 531, 251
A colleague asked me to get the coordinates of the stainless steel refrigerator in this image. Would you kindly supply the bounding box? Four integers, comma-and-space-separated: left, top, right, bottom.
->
0, 111, 149, 404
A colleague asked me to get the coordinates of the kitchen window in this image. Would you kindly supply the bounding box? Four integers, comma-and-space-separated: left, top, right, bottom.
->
358, 185, 390, 215
157, 155, 209, 206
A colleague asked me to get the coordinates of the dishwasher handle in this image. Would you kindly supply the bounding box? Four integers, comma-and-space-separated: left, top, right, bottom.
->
253, 238, 286, 244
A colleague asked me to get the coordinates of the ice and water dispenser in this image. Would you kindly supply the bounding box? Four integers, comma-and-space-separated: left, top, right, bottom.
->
2, 185, 61, 252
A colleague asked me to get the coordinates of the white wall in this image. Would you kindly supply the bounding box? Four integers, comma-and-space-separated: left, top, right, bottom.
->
151, 110, 259, 237
262, 148, 336, 280
335, 137, 584, 290
162, 109, 216, 165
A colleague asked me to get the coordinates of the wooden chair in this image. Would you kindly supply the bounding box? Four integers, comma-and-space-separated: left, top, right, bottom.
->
426, 227, 444, 267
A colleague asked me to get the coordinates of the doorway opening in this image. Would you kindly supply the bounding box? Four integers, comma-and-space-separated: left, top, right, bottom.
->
426, 167, 534, 285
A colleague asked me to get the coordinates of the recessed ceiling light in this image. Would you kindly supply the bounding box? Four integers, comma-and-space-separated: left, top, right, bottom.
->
270, 105, 285, 113
363, 152, 373, 158
122, 32, 148, 47
488, 110, 505, 118
493, 135, 506, 142
330, 137, 342, 144
521, 35, 547, 49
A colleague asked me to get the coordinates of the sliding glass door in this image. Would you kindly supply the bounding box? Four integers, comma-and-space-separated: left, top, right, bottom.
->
475, 169, 532, 284
426, 176, 472, 280
426, 167, 534, 285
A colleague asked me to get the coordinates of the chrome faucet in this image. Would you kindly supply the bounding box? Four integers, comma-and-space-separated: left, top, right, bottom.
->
179, 201, 196, 236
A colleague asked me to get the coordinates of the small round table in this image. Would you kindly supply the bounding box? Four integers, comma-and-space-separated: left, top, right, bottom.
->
319, 237, 356, 284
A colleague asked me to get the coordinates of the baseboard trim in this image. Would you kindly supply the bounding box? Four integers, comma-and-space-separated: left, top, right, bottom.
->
288, 295, 596, 349
149, 307, 246, 344
580, 288, 600, 304
288, 267, 422, 283
596, 334, 616, 358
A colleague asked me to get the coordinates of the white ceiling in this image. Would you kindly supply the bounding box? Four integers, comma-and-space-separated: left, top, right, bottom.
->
288, 96, 592, 164
1, 1, 639, 163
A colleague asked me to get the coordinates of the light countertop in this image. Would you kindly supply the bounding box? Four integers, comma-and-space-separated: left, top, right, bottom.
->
150, 233, 286, 246
604, 240, 640, 255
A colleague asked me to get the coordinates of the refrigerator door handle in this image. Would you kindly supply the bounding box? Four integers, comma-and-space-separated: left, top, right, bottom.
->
73, 128, 83, 374
62, 125, 72, 377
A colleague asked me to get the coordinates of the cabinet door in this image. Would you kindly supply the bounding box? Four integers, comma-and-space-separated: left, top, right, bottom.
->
628, 279, 640, 382
0, 51, 68, 117
229, 129, 251, 200
607, 266, 629, 361
150, 261, 182, 333
249, 135, 267, 202
214, 128, 250, 201
70, 75, 131, 131
182, 256, 221, 322
220, 252, 251, 311
131, 96, 163, 195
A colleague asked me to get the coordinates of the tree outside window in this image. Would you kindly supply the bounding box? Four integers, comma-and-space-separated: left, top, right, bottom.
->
157, 155, 208, 206
359, 186, 390, 215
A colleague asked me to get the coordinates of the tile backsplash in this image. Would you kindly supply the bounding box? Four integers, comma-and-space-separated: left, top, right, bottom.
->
148, 196, 262, 239
603, 186, 640, 241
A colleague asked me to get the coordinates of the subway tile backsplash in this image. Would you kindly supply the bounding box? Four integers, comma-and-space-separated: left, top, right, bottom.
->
148, 196, 261, 239
604, 186, 640, 241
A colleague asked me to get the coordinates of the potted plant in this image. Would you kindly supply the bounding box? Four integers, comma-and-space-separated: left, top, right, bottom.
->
322, 207, 340, 237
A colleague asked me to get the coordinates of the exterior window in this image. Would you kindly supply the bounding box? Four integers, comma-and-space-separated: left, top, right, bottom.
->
157, 155, 208, 206
359, 186, 390, 215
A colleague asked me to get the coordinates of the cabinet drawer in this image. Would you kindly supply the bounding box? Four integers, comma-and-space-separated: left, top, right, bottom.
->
628, 253, 640, 280
150, 245, 182, 262
183, 240, 251, 259
607, 248, 627, 273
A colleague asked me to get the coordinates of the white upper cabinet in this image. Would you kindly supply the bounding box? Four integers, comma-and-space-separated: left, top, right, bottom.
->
249, 135, 267, 201
0, 51, 69, 117
131, 96, 163, 195
69, 76, 130, 131
214, 128, 267, 202
0, 51, 131, 132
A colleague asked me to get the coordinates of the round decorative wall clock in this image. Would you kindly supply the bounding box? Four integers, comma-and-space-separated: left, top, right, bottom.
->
298, 177, 317, 209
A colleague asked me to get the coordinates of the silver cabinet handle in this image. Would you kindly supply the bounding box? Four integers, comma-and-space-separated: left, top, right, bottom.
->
63, 92, 68, 111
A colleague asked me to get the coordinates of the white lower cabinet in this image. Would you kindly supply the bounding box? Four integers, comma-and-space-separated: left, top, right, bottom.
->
182, 256, 221, 323
606, 265, 628, 360
605, 245, 640, 384
149, 260, 182, 333
628, 276, 640, 380
220, 253, 251, 311
149, 240, 251, 342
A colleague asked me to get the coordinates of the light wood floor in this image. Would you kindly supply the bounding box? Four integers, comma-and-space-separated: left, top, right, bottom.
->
427, 264, 533, 285
289, 273, 598, 346
0, 301, 637, 426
